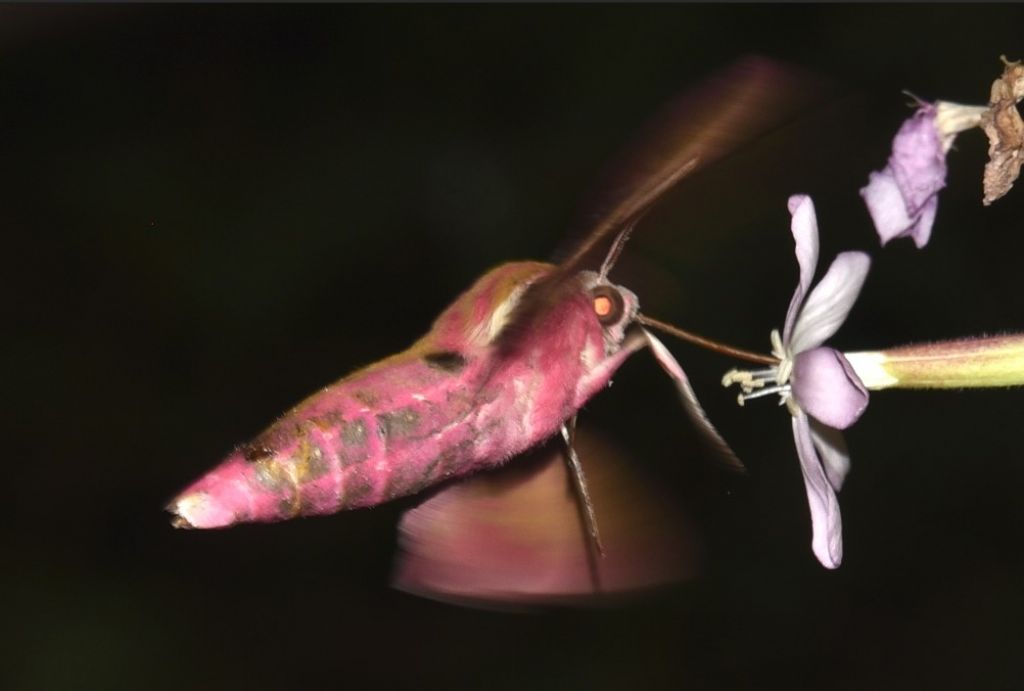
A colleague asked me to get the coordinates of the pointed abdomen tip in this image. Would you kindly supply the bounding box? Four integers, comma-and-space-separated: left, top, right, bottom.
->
167, 491, 237, 529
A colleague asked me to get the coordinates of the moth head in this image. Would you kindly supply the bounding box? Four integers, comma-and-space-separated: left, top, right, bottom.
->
577, 270, 641, 354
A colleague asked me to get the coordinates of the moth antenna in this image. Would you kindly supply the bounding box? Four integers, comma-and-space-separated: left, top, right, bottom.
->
597, 156, 700, 281
597, 221, 636, 282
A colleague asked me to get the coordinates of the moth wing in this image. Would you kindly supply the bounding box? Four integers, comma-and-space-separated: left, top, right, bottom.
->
391, 426, 700, 609
499, 55, 834, 347
552, 54, 834, 276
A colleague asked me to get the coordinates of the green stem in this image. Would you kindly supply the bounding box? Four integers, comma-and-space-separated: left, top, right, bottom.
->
845, 334, 1024, 390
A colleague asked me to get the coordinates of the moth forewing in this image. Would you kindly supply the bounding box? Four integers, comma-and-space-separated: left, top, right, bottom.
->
552, 54, 832, 277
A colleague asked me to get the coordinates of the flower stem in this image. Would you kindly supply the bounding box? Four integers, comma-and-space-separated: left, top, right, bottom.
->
637, 314, 777, 366
845, 334, 1024, 390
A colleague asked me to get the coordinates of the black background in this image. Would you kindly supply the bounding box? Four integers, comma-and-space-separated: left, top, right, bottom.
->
6, 5, 1024, 690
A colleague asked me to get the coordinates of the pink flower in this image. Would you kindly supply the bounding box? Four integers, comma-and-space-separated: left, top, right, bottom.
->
860, 105, 946, 248
860, 101, 985, 248
724, 195, 870, 568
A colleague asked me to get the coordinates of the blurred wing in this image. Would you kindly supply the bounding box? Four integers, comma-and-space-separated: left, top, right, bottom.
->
391, 426, 700, 609
552, 54, 834, 278
497, 56, 835, 351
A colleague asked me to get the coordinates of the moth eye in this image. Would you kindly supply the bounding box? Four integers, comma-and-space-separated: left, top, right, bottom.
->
590, 285, 624, 326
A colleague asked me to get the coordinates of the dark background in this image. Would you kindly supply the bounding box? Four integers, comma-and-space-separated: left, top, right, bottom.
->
5, 5, 1024, 690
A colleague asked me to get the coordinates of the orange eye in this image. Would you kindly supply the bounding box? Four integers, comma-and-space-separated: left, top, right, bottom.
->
590, 285, 623, 325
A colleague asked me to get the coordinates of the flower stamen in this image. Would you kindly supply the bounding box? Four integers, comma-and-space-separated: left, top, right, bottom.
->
722, 360, 793, 407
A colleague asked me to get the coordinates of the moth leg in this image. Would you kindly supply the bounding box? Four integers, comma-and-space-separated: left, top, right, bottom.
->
560, 417, 605, 559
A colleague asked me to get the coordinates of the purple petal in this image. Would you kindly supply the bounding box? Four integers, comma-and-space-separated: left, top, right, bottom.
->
912, 195, 937, 248
807, 418, 851, 491
788, 252, 871, 354
860, 166, 936, 249
783, 194, 820, 343
792, 347, 869, 430
792, 412, 843, 569
890, 106, 947, 213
